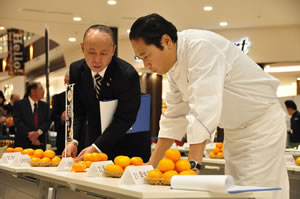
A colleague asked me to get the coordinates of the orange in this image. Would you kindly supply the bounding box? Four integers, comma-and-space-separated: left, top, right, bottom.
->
147, 169, 163, 178
34, 149, 44, 158
216, 142, 223, 149
165, 148, 181, 162
175, 159, 191, 172
158, 158, 175, 172
40, 157, 51, 162
212, 147, 220, 154
22, 148, 34, 156
179, 170, 197, 175
30, 157, 40, 162
130, 157, 143, 166
162, 170, 178, 179
296, 157, 300, 165
99, 153, 108, 161
216, 152, 224, 159
84, 160, 93, 168
90, 153, 102, 162
83, 153, 92, 161
6, 147, 14, 153
114, 155, 131, 168
43, 150, 55, 159
52, 156, 61, 162
72, 162, 87, 172
208, 151, 216, 158
13, 147, 23, 152
105, 164, 123, 172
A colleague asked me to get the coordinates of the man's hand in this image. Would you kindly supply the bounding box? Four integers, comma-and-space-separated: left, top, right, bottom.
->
62, 142, 78, 158
31, 139, 40, 146
28, 131, 40, 142
76, 145, 98, 161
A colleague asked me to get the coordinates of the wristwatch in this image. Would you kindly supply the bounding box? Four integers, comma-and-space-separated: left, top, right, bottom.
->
189, 160, 202, 171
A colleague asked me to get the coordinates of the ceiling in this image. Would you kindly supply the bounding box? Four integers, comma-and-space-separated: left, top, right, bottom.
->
0, 0, 300, 52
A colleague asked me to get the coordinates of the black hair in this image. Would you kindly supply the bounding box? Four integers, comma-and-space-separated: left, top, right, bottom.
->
285, 100, 297, 110
24, 82, 40, 98
129, 13, 178, 50
83, 24, 114, 44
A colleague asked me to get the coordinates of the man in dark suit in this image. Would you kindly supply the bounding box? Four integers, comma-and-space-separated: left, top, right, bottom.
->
63, 25, 151, 161
13, 82, 50, 149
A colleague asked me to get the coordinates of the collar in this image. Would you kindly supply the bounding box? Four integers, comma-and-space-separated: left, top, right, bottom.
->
91, 66, 107, 78
168, 32, 181, 74
28, 96, 38, 111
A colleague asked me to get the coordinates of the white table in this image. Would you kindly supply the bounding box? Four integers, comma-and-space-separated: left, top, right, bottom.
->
0, 163, 273, 199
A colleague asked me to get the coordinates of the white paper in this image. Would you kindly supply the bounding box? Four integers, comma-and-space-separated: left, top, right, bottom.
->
171, 175, 281, 194
0, 152, 21, 164
119, 165, 153, 185
86, 160, 113, 177
10, 154, 31, 167
56, 157, 74, 172
100, 100, 118, 133
285, 154, 296, 166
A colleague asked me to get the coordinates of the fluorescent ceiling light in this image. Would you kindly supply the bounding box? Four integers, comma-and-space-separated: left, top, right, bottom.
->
73, 17, 82, 21
264, 65, 300, 73
203, 6, 213, 11
0, 26, 5, 30
219, 22, 228, 27
107, 0, 117, 5
68, 37, 76, 42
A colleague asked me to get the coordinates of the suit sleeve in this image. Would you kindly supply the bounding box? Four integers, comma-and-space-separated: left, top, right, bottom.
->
94, 70, 141, 153
13, 101, 31, 136
51, 95, 61, 124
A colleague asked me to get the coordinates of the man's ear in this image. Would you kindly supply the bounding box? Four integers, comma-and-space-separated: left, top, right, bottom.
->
80, 43, 84, 53
161, 34, 173, 48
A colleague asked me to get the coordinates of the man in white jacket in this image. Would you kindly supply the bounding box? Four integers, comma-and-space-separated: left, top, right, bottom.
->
129, 13, 288, 199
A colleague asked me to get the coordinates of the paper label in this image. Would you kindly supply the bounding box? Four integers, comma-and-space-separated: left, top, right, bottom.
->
119, 165, 153, 185
56, 157, 74, 171
285, 154, 296, 166
0, 152, 21, 164
86, 160, 113, 177
10, 154, 31, 167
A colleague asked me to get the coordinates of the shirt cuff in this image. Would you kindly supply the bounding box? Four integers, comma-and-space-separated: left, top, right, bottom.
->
92, 144, 101, 153
70, 139, 78, 146
37, 129, 43, 135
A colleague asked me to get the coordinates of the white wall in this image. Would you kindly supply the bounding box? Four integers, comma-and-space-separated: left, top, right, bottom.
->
0, 75, 25, 100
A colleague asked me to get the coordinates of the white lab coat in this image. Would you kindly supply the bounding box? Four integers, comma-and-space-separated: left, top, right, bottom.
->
159, 30, 289, 199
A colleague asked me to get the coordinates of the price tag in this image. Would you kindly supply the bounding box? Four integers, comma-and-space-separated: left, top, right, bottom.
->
10, 154, 31, 167
119, 165, 153, 185
56, 157, 74, 171
86, 160, 113, 177
285, 154, 296, 166
0, 152, 21, 164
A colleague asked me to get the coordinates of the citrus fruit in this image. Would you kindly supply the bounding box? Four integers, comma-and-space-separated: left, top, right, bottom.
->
13, 147, 23, 152
175, 159, 191, 172
6, 147, 14, 152
114, 155, 131, 168
130, 157, 143, 166
33, 149, 44, 158
90, 153, 102, 162
179, 170, 197, 175
212, 147, 220, 154
158, 158, 175, 172
83, 153, 92, 161
43, 150, 55, 159
84, 161, 93, 168
165, 148, 181, 162
99, 153, 108, 161
296, 157, 300, 165
162, 170, 178, 179
72, 162, 87, 172
216, 142, 223, 149
22, 148, 34, 156
105, 164, 123, 172
40, 157, 51, 162
216, 152, 224, 159
209, 151, 216, 158
52, 156, 61, 162
30, 157, 40, 162
147, 169, 163, 178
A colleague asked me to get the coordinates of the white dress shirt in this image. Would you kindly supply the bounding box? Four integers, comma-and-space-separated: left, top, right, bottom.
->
159, 29, 279, 144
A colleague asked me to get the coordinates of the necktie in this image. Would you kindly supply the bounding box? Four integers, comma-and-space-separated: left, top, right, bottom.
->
33, 103, 38, 130
94, 74, 102, 100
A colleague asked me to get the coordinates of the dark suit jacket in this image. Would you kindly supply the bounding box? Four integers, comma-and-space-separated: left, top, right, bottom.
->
70, 56, 151, 161
51, 91, 66, 154
13, 97, 50, 149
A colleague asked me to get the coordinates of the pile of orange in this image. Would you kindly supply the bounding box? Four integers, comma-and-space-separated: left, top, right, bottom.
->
27, 149, 61, 167
104, 155, 144, 177
83, 152, 108, 162
71, 161, 87, 172
146, 148, 196, 185
6, 147, 23, 153
208, 142, 224, 159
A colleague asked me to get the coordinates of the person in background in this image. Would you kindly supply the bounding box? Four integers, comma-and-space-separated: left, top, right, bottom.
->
4, 93, 20, 135
0, 90, 6, 136
129, 13, 288, 199
6, 94, 20, 114
284, 100, 300, 146
63, 24, 151, 161
51, 70, 70, 154
13, 82, 50, 149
